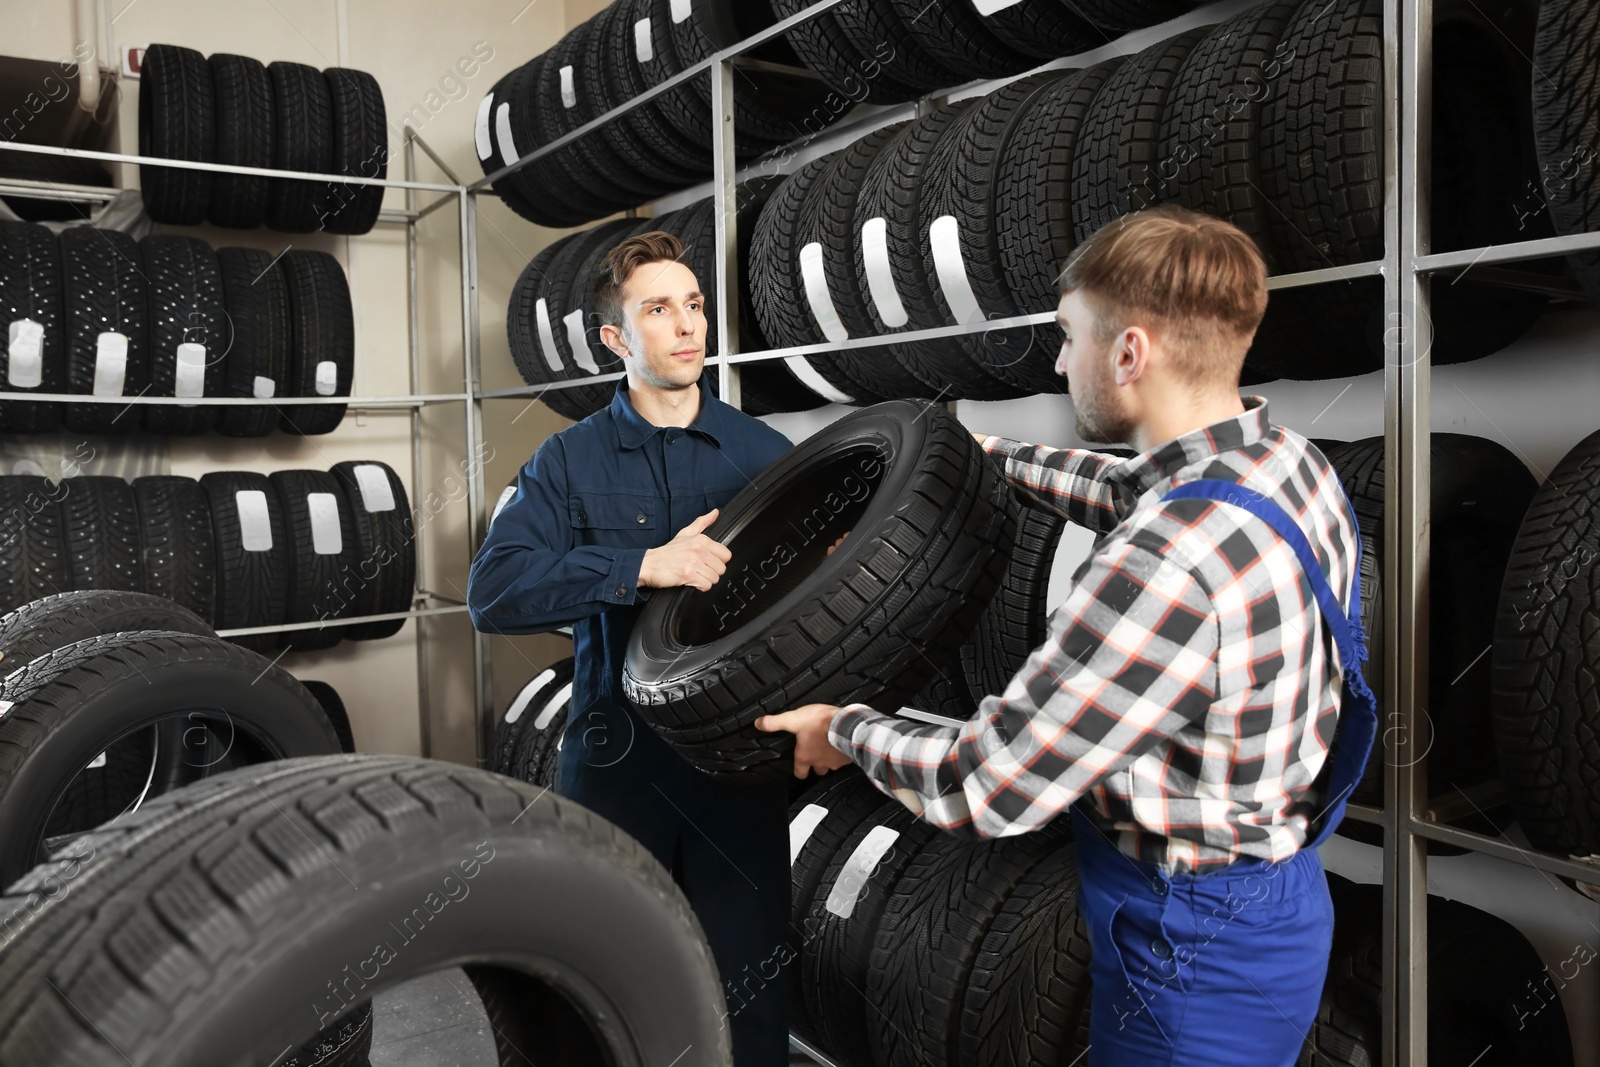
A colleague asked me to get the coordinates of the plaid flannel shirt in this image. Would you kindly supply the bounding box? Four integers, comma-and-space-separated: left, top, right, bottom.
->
826, 398, 1362, 872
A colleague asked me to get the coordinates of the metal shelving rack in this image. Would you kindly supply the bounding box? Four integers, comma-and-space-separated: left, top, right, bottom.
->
459, 0, 1600, 1062
0, 129, 484, 759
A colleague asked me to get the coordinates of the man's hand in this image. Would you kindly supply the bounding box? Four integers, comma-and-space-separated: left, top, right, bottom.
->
755, 703, 852, 778
639, 509, 732, 592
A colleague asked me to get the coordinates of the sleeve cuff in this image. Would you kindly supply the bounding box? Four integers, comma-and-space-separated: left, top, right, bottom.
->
829, 703, 883, 753
608, 548, 649, 604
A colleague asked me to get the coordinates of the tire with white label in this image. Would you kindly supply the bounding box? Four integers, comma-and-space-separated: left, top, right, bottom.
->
786, 769, 888, 1044
492, 657, 576, 777
269, 470, 357, 651
278, 250, 353, 435
213, 247, 291, 438
1071, 26, 1211, 244
593, 0, 712, 182
542, 219, 639, 423
207, 53, 275, 230
864, 104, 1028, 401
533, 31, 660, 210
202, 471, 289, 654
508, 657, 577, 789
328, 460, 415, 641
0, 590, 213, 684
320, 67, 388, 236
624, 401, 1015, 779
137, 43, 214, 226
0, 221, 65, 434
733, 178, 832, 416
809, 122, 932, 402
138, 235, 225, 436
501, 54, 614, 227
959, 842, 1092, 1067
928, 71, 1073, 395
505, 234, 606, 422
0, 630, 340, 889
0, 754, 731, 1067
266, 60, 336, 234
562, 216, 655, 417
867, 824, 1073, 1067
60, 476, 143, 597
131, 477, 218, 626
0, 477, 68, 617
798, 798, 938, 1063
59, 226, 147, 436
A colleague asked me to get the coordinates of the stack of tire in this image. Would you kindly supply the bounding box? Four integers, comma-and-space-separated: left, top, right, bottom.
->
1532, 0, 1600, 309
0, 460, 415, 654
0, 222, 353, 435
138, 43, 388, 234
786, 771, 1090, 1067
489, 655, 576, 789
475, 0, 838, 227
505, 181, 834, 421
745, 0, 1556, 398
1315, 434, 1537, 834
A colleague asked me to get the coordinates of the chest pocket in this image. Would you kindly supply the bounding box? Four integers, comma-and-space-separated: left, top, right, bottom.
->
569, 493, 658, 547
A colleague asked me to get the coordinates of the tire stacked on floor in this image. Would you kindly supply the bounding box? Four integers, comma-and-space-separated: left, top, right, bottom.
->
785, 772, 1091, 1067
489, 655, 577, 789
0, 223, 352, 435
0, 755, 732, 1067
474, 0, 839, 227
138, 43, 388, 234
0, 462, 414, 654
504, 187, 835, 422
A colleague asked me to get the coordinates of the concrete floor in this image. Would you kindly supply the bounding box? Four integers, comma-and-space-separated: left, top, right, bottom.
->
368, 970, 824, 1065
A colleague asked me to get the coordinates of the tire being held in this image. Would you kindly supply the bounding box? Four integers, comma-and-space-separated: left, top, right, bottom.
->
624, 400, 1015, 780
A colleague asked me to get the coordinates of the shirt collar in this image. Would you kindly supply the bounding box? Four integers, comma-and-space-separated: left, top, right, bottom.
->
1104, 396, 1272, 496
610, 370, 727, 450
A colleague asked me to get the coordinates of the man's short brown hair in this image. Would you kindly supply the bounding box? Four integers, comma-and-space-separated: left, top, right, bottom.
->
1057, 206, 1268, 385
593, 230, 690, 330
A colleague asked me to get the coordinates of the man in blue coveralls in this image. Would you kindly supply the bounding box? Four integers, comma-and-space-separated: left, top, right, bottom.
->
758, 206, 1377, 1067
468, 230, 794, 1065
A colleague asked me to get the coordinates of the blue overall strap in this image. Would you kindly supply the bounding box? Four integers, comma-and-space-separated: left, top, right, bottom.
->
1161, 479, 1378, 847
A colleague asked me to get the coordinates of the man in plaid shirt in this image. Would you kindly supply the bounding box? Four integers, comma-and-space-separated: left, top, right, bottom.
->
758, 205, 1369, 1067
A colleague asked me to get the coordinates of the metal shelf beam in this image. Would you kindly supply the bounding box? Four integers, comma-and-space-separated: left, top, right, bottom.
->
215, 603, 468, 638
0, 391, 465, 406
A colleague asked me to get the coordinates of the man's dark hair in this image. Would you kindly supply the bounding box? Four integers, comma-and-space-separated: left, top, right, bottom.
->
593, 230, 690, 330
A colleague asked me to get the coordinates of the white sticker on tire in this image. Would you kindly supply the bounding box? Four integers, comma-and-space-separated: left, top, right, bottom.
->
352, 464, 396, 512
825, 825, 901, 918
307, 492, 343, 555
495, 102, 518, 168
789, 803, 830, 865
474, 94, 495, 161
860, 217, 908, 328
314, 360, 338, 396
92, 332, 128, 396
174, 342, 206, 398
799, 242, 848, 343
535, 297, 565, 375
491, 484, 517, 524
559, 65, 576, 109
929, 215, 982, 325
564, 308, 599, 374
504, 668, 556, 724
634, 18, 653, 62
532, 681, 573, 730
670, 0, 691, 23
235, 490, 273, 551
0, 701, 14, 718
783, 357, 854, 405
252, 375, 276, 398
973, 0, 1025, 12
6, 319, 43, 388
